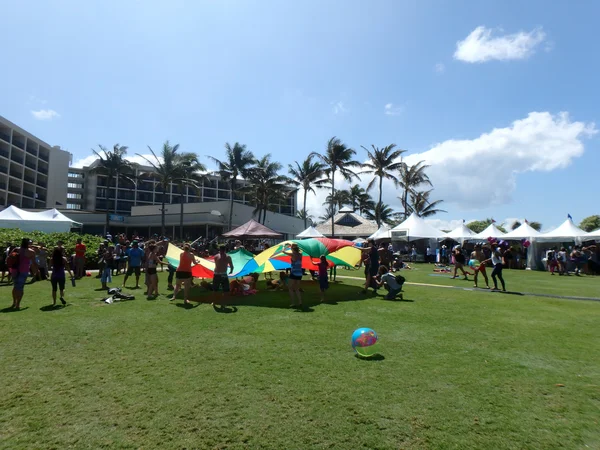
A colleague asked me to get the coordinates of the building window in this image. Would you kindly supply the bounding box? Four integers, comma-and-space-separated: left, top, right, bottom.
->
66, 203, 82, 210
68, 182, 83, 189
68, 172, 83, 178
67, 193, 83, 199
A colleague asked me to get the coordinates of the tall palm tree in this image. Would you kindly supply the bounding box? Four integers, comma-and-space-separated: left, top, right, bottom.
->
347, 184, 367, 212
137, 141, 197, 237
288, 155, 325, 229
174, 153, 206, 240
325, 190, 351, 210
398, 160, 431, 219
364, 203, 395, 226
357, 192, 376, 217
318, 205, 337, 224
90, 144, 136, 235
361, 144, 405, 226
529, 221, 542, 232
209, 142, 255, 231
296, 208, 314, 226
310, 137, 361, 237
408, 189, 446, 217
243, 154, 290, 224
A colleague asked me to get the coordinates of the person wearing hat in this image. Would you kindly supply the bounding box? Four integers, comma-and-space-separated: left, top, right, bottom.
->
123, 240, 144, 288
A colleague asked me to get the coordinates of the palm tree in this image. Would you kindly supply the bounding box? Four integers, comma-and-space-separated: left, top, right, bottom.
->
318, 205, 337, 224
137, 141, 198, 237
364, 203, 395, 226
243, 154, 291, 224
325, 190, 351, 210
529, 221, 542, 231
357, 192, 376, 217
408, 189, 446, 217
174, 153, 206, 240
361, 144, 405, 226
209, 142, 255, 231
288, 155, 325, 229
296, 208, 313, 226
398, 160, 431, 219
89, 144, 136, 235
310, 137, 361, 237
511, 221, 522, 230
347, 184, 367, 212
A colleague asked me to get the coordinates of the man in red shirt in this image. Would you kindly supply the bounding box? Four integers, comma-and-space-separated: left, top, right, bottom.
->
74, 238, 86, 279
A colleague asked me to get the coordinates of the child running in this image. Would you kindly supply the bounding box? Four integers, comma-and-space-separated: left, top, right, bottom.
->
470, 243, 490, 289
317, 255, 329, 302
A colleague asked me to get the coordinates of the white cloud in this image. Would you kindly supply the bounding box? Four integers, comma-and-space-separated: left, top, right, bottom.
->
72, 153, 164, 169
304, 111, 595, 221
434, 63, 446, 74
31, 109, 60, 120
331, 101, 347, 115
384, 103, 403, 116
454, 26, 546, 63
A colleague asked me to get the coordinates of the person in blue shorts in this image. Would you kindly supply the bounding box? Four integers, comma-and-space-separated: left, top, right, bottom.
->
122, 240, 144, 288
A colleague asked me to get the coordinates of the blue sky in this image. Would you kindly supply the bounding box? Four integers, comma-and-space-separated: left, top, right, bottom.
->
2, 0, 599, 231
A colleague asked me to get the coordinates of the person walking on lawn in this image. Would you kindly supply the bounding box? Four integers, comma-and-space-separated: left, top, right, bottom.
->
484, 247, 506, 292
50, 247, 73, 306
171, 244, 200, 305
74, 238, 86, 279
9, 238, 37, 310
122, 240, 144, 288
470, 243, 490, 289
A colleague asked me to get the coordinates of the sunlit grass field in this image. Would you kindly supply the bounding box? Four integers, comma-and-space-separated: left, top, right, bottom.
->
1, 266, 599, 449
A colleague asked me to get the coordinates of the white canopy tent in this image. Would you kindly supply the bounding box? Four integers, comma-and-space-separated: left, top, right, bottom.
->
391, 213, 448, 241
502, 222, 542, 240
445, 223, 475, 243
586, 228, 600, 240
0, 206, 81, 233
296, 225, 325, 238
471, 223, 506, 240
536, 218, 589, 243
367, 225, 391, 241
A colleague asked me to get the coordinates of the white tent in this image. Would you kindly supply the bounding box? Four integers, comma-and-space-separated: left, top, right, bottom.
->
472, 223, 506, 240
0, 206, 81, 233
536, 218, 589, 242
367, 225, 391, 241
391, 213, 448, 241
352, 237, 367, 244
502, 222, 542, 240
446, 223, 475, 241
586, 228, 600, 240
296, 225, 325, 238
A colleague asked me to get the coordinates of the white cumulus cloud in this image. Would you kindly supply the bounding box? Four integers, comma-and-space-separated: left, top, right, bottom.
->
384, 103, 403, 116
31, 109, 60, 120
454, 26, 546, 63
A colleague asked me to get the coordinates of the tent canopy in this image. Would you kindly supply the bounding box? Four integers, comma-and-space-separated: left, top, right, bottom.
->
502, 222, 542, 240
446, 223, 475, 240
586, 228, 600, 240
0, 206, 81, 233
391, 213, 448, 241
296, 225, 325, 238
367, 225, 391, 241
537, 218, 589, 242
222, 219, 282, 239
471, 223, 506, 240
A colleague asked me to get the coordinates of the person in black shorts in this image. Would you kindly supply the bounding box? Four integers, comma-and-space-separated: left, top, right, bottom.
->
361, 240, 379, 294
451, 245, 469, 280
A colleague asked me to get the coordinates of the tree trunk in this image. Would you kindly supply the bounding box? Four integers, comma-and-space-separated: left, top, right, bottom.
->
377, 176, 383, 227
179, 191, 184, 240
302, 187, 307, 229
161, 186, 166, 237
228, 178, 235, 231
105, 188, 110, 237
330, 170, 335, 238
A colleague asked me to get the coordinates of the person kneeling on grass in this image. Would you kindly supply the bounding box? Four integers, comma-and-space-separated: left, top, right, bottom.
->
50, 246, 73, 306
375, 265, 403, 300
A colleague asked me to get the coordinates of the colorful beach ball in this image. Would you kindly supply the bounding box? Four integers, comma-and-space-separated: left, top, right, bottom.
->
468, 259, 481, 269
351, 328, 380, 357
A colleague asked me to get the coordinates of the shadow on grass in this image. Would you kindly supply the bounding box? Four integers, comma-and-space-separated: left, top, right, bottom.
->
213, 305, 238, 314
174, 302, 200, 310
355, 354, 385, 361
0, 306, 29, 313
497, 291, 525, 296
39, 304, 70, 312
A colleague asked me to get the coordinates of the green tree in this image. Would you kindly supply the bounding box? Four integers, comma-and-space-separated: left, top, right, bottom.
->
579, 215, 600, 232
347, 184, 367, 212
89, 144, 136, 236
243, 154, 290, 224
466, 219, 507, 234
357, 192, 376, 217
174, 153, 206, 240
512, 221, 522, 230
408, 190, 446, 218
296, 208, 314, 226
137, 141, 201, 237
288, 155, 325, 229
364, 203, 396, 226
361, 144, 405, 227
209, 142, 255, 231
529, 221, 542, 232
326, 190, 351, 210
397, 160, 431, 219
318, 205, 337, 224
310, 137, 361, 237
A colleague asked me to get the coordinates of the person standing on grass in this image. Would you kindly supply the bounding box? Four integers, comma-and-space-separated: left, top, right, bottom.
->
557, 247, 569, 275
101, 245, 115, 290
171, 244, 199, 305
547, 248, 558, 275
211, 245, 234, 308
50, 247, 73, 306
451, 246, 468, 280
74, 238, 86, 279
410, 245, 417, 262
361, 240, 379, 295
470, 244, 490, 289
145, 243, 165, 299
96, 241, 107, 279
9, 238, 36, 310
36, 243, 49, 281
485, 247, 506, 292
122, 240, 144, 288
317, 255, 329, 303
284, 243, 303, 308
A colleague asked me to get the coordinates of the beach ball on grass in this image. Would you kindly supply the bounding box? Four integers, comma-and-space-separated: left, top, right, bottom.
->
351, 328, 380, 357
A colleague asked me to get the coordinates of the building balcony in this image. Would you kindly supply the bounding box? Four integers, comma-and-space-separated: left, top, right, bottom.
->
38, 153, 49, 162
25, 161, 37, 170
0, 182, 6, 190
9, 170, 23, 179
38, 167, 48, 175
0, 132, 10, 143
26, 147, 37, 156
0, 166, 7, 174
12, 139, 25, 150
23, 190, 35, 199
0, 150, 8, 159
8, 185, 21, 194
24, 175, 35, 184
11, 155, 23, 165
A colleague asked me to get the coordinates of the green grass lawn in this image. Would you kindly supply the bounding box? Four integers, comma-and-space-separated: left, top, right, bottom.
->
1, 268, 599, 449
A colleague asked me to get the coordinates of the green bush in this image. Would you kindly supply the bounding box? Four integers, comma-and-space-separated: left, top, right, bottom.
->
0, 229, 105, 269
